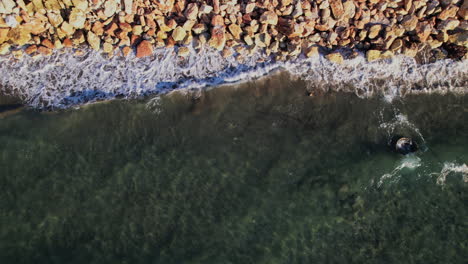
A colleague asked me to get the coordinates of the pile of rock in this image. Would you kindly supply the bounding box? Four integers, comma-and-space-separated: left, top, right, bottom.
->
0, 0, 466, 62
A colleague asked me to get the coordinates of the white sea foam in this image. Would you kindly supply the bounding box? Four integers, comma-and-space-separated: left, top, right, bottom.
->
0, 46, 467, 108
435, 163, 468, 185
378, 155, 422, 187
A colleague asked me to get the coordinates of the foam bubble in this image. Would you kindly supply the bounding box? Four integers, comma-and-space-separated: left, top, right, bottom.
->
0, 47, 467, 109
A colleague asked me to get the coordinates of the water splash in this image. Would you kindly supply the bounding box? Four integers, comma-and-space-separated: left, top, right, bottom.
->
435, 163, 468, 185
0, 47, 467, 109
378, 155, 422, 187
379, 112, 426, 147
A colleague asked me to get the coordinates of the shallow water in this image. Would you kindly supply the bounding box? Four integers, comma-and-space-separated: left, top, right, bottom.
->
0, 72, 467, 263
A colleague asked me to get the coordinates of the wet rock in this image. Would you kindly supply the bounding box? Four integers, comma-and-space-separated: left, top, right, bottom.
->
305, 45, 319, 57
416, 22, 431, 42
366, 49, 381, 61
459, 1, 468, 20
87, 31, 100, 51
136, 39, 152, 58
25, 44, 37, 55
122, 46, 132, 56
326, 52, 344, 64
172, 26, 186, 42
209, 26, 226, 50
103, 42, 114, 54
443, 43, 467, 60
0, 42, 10, 55
178, 46, 190, 57
37, 46, 52, 56
41, 39, 55, 49
390, 38, 403, 51
395, 137, 417, 155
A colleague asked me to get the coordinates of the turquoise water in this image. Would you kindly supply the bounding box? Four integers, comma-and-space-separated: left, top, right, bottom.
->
0, 72, 467, 263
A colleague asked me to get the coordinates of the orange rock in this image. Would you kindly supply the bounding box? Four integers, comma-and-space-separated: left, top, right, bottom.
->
119, 23, 132, 32
92, 21, 104, 35
38, 46, 53, 56
211, 15, 225, 27
136, 40, 153, 58
105, 23, 118, 36
122, 46, 132, 57
25, 45, 38, 55
63, 38, 73, 48
130, 35, 139, 45
41, 39, 55, 49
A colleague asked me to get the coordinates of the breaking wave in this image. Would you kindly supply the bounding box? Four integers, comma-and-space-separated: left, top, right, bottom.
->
0, 47, 467, 108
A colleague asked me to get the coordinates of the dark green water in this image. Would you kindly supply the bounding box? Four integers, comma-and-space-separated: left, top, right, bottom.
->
0, 72, 467, 263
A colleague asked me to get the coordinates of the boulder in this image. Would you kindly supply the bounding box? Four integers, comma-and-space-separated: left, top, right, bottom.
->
329, 0, 344, 20
87, 31, 100, 51
47, 11, 63, 27
0, 28, 8, 44
305, 45, 319, 57
124, 0, 133, 14
1, 0, 15, 13
400, 15, 418, 31
437, 4, 459, 20
209, 27, 226, 50
69, 8, 86, 28
0, 43, 10, 55
437, 19, 460, 31
136, 40, 153, 58
368, 24, 382, 39
122, 46, 132, 57
185, 3, 198, 20
7, 27, 31, 45
325, 52, 344, 64
366, 50, 381, 61
72, 0, 88, 11
104, 0, 118, 18
172, 26, 186, 41
25, 44, 37, 55
260, 11, 278, 25
228, 24, 242, 39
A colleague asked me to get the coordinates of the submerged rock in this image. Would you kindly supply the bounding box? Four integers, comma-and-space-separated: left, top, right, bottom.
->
395, 137, 418, 155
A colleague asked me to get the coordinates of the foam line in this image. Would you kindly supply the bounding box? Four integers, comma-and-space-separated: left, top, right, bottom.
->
0, 47, 467, 108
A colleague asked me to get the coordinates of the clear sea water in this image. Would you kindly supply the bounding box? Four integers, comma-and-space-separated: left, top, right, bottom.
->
0, 72, 467, 263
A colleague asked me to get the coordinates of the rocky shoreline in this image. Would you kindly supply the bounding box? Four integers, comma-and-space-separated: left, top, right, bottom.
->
0, 0, 466, 63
